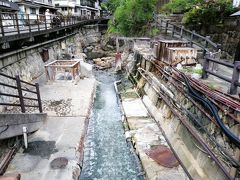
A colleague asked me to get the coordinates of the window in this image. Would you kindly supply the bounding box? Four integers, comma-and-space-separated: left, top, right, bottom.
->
30, 8, 36, 14
61, 7, 67, 11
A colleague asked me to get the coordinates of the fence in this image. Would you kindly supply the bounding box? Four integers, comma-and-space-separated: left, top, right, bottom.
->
0, 11, 97, 38
155, 17, 240, 95
0, 72, 42, 113
156, 18, 221, 56
202, 57, 240, 95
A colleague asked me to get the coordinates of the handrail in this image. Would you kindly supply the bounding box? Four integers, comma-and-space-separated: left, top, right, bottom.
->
0, 72, 43, 113
0, 11, 103, 39
202, 57, 240, 95
156, 18, 221, 56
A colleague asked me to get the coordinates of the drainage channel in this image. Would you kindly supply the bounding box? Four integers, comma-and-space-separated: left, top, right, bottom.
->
79, 70, 139, 180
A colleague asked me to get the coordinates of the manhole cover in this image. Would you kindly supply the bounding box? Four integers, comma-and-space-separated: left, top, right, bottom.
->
146, 145, 179, 168
50, 157, 68, 169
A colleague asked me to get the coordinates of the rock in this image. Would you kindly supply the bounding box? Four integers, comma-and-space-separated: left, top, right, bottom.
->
87, 50, 106, 59
80, 61, 93, 78
93, 58, 102, 64
74, 53, 87, 61
86, 46, 94, 52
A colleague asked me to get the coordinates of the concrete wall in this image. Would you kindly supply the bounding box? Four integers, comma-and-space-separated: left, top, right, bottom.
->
201, 17, 240, 60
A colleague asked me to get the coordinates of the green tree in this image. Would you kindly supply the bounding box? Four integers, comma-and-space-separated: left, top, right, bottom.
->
161, 0, 201, 14
108, 0, 157, 36
182, 0, 236, 30
102, 0, 124, 13
161, 0, 236, 31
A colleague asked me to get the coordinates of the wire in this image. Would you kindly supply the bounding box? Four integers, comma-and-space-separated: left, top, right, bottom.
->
0, 124, 9, 135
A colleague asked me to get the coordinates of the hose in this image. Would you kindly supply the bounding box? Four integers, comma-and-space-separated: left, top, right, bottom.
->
180, 72, 240, 148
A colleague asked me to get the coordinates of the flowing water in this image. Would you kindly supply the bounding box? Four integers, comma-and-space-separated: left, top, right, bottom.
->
79, 70, 138, 180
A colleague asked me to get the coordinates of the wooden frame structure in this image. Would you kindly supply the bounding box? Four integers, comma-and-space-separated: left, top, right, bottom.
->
45, 60, 80, 80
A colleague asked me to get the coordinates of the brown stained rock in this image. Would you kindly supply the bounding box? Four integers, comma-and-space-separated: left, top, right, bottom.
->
0, 174, 21, 180
146, 145, 179, 168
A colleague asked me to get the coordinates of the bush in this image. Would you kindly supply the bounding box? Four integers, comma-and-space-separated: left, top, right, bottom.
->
182, 0, 236, 29
107, 0, 157, 37
161, 0, 237, 30
161, 0, 199, 14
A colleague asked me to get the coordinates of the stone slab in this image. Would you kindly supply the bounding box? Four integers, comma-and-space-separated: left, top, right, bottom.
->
122, 99, 148, 117
122, 97, 188, 180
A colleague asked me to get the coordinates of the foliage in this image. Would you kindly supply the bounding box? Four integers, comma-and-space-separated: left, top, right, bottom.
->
161, 0, 200, 14
107, 0, 157, 37
161, 0, 236, 30
102, 0, 123, 13
182, 0, 236, 28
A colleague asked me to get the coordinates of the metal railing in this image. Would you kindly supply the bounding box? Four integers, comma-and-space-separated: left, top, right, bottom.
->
0, 72, 42, 113
202, 57, 240, 95
0, 12, 99, 38
156, 18, 221, 56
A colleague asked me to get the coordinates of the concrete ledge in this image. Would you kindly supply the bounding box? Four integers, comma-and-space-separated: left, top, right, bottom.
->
0, 113, 47, 140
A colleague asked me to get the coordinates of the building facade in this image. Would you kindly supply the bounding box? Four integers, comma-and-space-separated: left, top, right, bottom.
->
12, 0, 57, 21
54, 0, 100, 18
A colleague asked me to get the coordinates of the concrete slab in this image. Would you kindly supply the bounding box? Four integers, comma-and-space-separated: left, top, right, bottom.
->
4, 78, 96, 180
41, 78, 95, 117
122, 97, 188, 180
122, 99, 148, 117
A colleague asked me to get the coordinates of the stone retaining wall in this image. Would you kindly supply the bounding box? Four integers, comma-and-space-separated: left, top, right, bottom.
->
0, 25, 103, 112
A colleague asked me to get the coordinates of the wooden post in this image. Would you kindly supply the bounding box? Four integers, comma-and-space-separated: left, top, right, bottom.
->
27, 14, 31, 33
44, 14, 47, 30
171, 25, 175, 37
180, 26, 184, 38
190, 30, 195, 47
203, 36, 210, 57
0, 14, 5, 37
202, 57, 210, 79
35, 83, 43, 113
165, 20, 168, 34
15, 13, 20, 35
230, 61, 240, 95
37, 14, 40, 31
16, 75, 25, 113
50, 15, 52, 28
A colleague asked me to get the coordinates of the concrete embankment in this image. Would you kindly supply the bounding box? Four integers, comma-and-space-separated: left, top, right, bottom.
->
116, 78, 189, 180
124, 41, 239, 180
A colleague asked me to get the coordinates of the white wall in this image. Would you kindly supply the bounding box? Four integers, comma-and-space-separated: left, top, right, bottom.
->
233, 0, 240, 7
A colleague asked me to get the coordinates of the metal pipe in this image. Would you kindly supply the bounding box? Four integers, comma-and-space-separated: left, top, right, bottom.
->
138, 70, 233, 180
130, 74, 193, 180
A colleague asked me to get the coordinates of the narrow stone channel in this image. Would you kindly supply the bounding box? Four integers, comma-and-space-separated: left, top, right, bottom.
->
79, 70, 138, 180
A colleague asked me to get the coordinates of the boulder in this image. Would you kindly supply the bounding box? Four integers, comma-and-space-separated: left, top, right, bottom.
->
80, 61, 93, 78
87, 50, 106, 59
